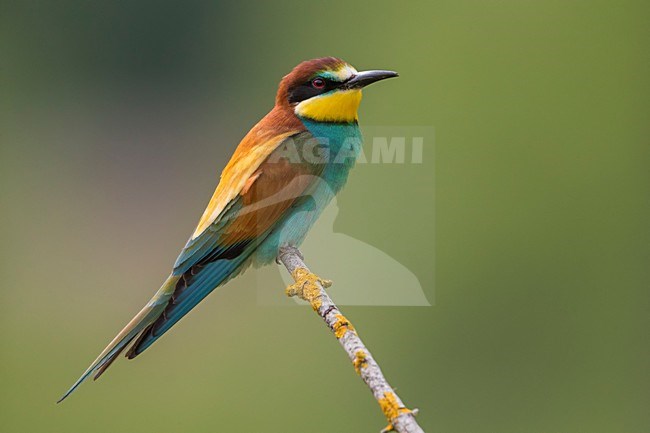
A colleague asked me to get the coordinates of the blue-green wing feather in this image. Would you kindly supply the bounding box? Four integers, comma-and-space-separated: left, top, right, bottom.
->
126, 197, 257, 358
172, 198, 242, 275
127, 255, 252, 358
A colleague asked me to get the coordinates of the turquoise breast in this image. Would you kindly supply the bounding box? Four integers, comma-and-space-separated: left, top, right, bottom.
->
253, 120, 362, 265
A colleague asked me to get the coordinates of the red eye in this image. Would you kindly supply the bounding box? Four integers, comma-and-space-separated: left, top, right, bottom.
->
311, 78, 326, 89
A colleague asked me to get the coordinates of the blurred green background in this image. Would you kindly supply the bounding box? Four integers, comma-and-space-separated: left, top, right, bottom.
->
1, 1, 648, 432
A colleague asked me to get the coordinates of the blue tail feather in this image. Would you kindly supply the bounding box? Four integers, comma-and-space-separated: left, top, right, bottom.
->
127, 255, 249, 358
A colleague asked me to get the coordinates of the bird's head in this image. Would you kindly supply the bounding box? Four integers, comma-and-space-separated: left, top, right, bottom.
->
277, 57, 398, 123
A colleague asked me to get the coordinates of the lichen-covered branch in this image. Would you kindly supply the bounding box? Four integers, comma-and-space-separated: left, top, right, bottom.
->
277, 246, 425, 433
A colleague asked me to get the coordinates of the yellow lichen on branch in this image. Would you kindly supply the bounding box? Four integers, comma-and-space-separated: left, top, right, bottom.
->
353, 350, 368, 374
379, 392, 413, 432
332, 313, 355, 339
278, 247, 425, 433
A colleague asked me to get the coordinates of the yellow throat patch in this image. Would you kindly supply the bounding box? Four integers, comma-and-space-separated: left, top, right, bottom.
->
295, 89, 362, 123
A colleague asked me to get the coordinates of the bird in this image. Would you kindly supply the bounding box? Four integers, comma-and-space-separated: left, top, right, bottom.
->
58, 57, 398, 402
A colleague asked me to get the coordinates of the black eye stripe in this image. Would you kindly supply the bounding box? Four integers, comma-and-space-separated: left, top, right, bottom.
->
288, 78, 344, 104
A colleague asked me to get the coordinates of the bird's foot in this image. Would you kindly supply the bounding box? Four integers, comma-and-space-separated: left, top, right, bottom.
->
285, 267, 332, 310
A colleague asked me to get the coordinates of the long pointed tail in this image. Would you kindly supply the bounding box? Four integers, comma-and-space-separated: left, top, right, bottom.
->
126, 255, 251, 359
57, 275, 179, 403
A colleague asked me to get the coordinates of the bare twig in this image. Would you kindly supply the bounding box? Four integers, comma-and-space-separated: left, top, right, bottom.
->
278, 246, 425, 433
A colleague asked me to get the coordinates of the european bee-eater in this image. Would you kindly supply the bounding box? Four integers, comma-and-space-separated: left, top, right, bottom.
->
59, 57, 398, 402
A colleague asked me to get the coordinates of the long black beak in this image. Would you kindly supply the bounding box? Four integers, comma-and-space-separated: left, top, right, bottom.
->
344, 70, 399, 89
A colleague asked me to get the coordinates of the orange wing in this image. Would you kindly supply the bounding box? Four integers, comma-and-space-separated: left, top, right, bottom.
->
192, 105, 305, 239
